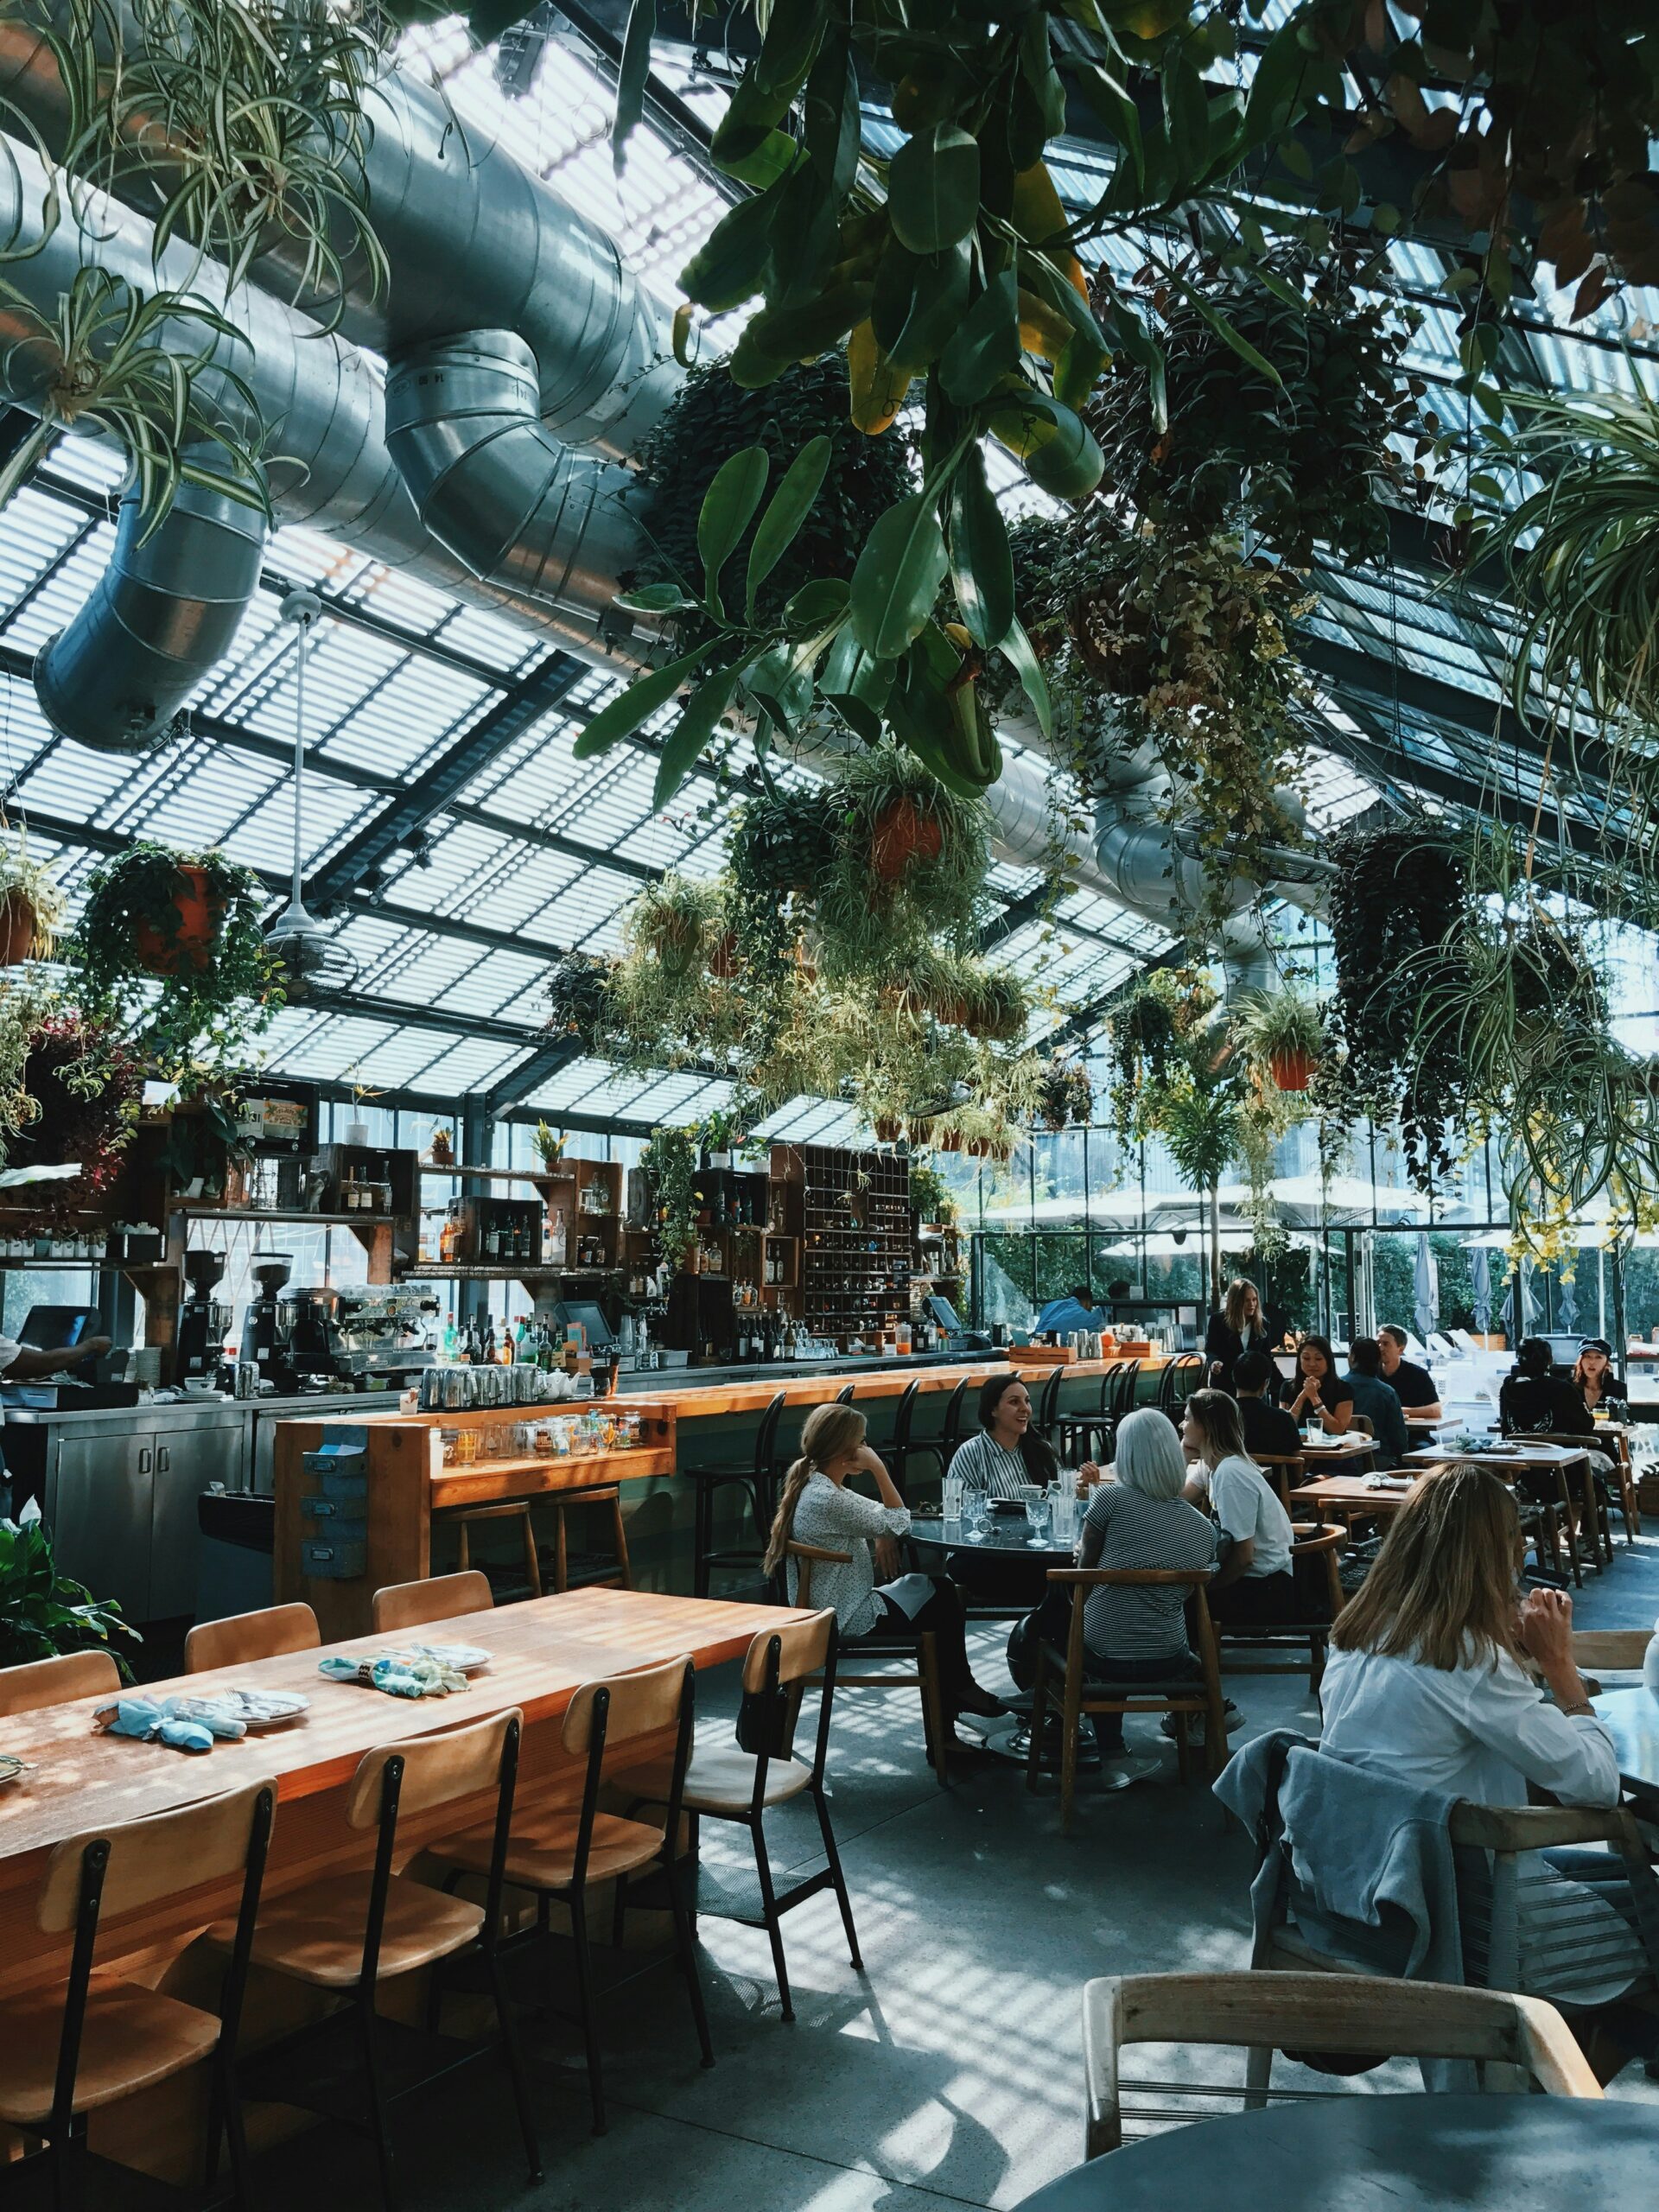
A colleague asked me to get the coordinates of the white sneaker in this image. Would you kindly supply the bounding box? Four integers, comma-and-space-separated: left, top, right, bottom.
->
1098, 1753, 1163, 1792
1160, 1701, 1242, 1746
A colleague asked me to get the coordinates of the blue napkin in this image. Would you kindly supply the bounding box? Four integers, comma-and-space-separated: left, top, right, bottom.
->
104, 1695, 249, 1752
319, 1653, 468, 1698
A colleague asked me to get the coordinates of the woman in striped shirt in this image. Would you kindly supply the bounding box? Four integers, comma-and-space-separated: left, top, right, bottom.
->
949, 1372, 1101, 1610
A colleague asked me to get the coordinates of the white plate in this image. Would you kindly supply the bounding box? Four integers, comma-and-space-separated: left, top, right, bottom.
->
210, 1689, 310, 1729
0, 1753, 25, 1786
410, 1643, 492, 1674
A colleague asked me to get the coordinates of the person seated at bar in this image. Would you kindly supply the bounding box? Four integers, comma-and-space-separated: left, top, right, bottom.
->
1232, 1350, 1305, 1461
1180, 1389, 1300, 1628
1500, 1336, 1593, 1437
1573, 1338, 1628, 1419
1034, 1281, 1106, 1336
1278, 1333, 1354, 1433
1320, 1465, 1655, 2075
763, 1402, 1005, 1724
1202, 1276, 1282, 1389
1342, 1336, 1408, 1467
1376, 1324, 1443, 1420
950, 1372, 1099, 1609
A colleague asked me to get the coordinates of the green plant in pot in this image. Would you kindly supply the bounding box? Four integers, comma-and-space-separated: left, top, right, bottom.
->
0, 834, 65, 966
7, 1009, 144, 1220
1231, 988, 1325, 1094
627, 875, 728, 979
544, 950, 616, 1054
812, 748, 988, 980
1037, 1054, 1093, 1131
0, 1510, 137, 1677
906, 1155, 957, 1230
70, 842, 280, 1090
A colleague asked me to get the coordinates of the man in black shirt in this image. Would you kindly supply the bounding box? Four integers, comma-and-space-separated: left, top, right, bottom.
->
1377, 1325, 1443, 1419
1232, 1350, 1304, 1460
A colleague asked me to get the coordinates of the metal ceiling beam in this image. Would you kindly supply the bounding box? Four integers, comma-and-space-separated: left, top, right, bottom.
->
480, 1034, 585, 1116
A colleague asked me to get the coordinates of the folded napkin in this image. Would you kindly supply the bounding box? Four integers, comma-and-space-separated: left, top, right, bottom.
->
318, 1653, 469, 1699
99, 1694, 250, 1753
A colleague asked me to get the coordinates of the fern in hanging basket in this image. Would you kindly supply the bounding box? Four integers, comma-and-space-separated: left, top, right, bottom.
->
1230, 988, 1325, 1095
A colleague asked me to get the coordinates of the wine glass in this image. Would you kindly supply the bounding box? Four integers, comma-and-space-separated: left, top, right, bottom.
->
963, 1489, 988, 1543
1024, 1491, 1052, 1548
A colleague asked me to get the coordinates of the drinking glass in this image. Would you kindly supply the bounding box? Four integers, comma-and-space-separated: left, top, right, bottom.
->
942, 1473, 963, 1526
963, 1489, 987, 1543
1024, 1492, 1052, 1547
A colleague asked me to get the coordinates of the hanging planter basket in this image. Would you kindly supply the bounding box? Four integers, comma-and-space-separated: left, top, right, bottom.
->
709, 930, 739, 980
934, 1125, 964, 1154
1268, 1046, 1316, 1092
870, 798, 944, 882
873, 1116, 903, 1143
0, 888, 42, 965
132, 863, 222, 975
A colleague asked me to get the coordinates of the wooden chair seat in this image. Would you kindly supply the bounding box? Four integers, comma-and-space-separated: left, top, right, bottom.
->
435, 1808, 666, 1889
0, 1980, 220, 2126
207, 1872, 483, 1988
623, 1745, 817, 1815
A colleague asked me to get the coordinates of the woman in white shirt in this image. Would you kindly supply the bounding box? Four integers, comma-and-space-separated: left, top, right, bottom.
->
763, 1402, 1004, 1724
1321, 1464, 1650, 2059
1179, 1389, 1300, 1626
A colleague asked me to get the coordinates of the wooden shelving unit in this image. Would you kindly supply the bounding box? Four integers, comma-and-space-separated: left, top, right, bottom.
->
791, 1144, 912, 1341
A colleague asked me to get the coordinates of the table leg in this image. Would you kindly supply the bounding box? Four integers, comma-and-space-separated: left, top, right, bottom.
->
1577, 1466, 1608, 1571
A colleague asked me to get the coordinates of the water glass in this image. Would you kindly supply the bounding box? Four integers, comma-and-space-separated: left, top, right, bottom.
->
942, 1473, 963, 1526
963, 1489, 987, 1542
1024, 1492, 1052, 1547
1050, 1484, 1075, 1546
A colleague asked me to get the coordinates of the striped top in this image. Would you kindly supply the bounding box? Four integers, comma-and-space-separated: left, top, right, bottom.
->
1079, 1482, 1217, 1660
951, 1430, 1036, 1498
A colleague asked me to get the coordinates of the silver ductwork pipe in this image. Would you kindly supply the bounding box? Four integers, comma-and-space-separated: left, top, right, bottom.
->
0, 10, 680, 461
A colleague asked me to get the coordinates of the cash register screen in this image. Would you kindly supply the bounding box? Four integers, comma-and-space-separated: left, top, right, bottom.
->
17, 1304, 101, 1351
552, 1300, 615, 1352
925, 1294, 964, 1335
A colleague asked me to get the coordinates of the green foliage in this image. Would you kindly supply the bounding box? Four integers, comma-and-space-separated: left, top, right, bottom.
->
906, 1153, 957, 1226
67, 841, 281, 1093
0, 830, 65, 959
544, 950, 616, 1055
6, 1010, 144, 1223
639, 1123, 702, 1269
0, 1512, 138, 1677
1230, 987, 1325, 1077
1086, 248, 1424, 563
812, 747, 989, 980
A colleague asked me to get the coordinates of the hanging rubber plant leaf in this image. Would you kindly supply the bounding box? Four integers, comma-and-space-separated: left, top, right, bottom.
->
698, 446, 770, 613
887, 241, 971, 367
679, 185, 782, 312
984, 388, 1103, 499
1169, 271, 1283, 385
872, 236, 922, 355
848, 320, 914, 434
805, 33, 861, 202
1071, 60, 1144, 201
747, 434, 834, 617
611, 0, 656, 173
653, 656, 751, 808
1014, 15, 1067, 162
947, 448, 1014, 650
710, 0, 823, 168
887, 632, 995, 796
849, 492, 951, 660
729, 283, 874, 387
821, 625, 895, 710
938, 270, 1020, 404
721, 130, 804, 191
888, 125, 981, 256
824, 690, 885, 745
998, 616, 1052, 740
614, 582, 700, 615
1162, 52, 1210, 186
571, 640, 720, 761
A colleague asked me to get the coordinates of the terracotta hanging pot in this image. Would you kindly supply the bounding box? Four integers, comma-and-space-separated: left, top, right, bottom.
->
871, 798, 944, 882
132, 864, 221, 975
0, 889, 41, 964
1268, 1046, 1315, 1093
873, 1116, 903, 1143
709, 930, 739, 980
965, 1137, 993, 1159
935, 1127, 963, 1154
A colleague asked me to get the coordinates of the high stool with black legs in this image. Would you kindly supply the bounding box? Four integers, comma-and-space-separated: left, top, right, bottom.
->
1030, 1366, 1066, 1452
1154, 1354, 1203, 1418
685, 1390, 786, 1598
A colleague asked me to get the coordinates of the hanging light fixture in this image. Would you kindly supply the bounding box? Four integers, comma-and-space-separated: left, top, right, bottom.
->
262, 588, 359, 999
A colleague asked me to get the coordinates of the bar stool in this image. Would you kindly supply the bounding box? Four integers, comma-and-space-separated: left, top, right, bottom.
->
216, 1708, 538, 2209
0, 1649, 120, 1714
372, 1567, 494, 1636
936, 1375, 972, 1471
1058, 1366, 1120, 1466
683, 1390, 786, 1598
543, 1484, 633, 1592
887, 1379, 951, 1497
1030, 1365, 1065, 1450
437, 1499, 543, 1599
429, 1656, 710, 2135
1154, 1354, 1203, 1415
186, 1601, 321, 1673
0, 1779, 274, 2209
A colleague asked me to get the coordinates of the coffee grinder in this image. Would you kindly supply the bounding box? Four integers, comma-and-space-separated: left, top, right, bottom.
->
238, 1253, 296, 1387
177, 1249, 233, 1382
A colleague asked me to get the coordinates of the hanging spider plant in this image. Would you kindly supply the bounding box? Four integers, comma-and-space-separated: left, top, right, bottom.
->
0, 264, 270, 530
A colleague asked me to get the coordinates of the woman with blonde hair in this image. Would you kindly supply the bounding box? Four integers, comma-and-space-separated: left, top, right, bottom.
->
1203, 1275, 1279, 1389
1320, 1465, 1655, 2069
1179, 1387, 1299, 1627
764, 1402, 1003, 1722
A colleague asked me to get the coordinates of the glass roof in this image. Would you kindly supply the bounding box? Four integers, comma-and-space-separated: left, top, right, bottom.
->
0, 13, 1648, 1135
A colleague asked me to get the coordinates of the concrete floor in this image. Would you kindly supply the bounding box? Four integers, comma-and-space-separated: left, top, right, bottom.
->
264, 1534, 1659, 2211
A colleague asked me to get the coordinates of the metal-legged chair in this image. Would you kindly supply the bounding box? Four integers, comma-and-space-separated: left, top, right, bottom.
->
937, 1375, 972, 1470
684, 1390, 787, 1597
888, 1378, 954, 1497
1031, 1365, 1066, 1450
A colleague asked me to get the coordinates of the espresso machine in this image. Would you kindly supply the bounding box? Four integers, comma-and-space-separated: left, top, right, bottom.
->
177, 1249, 233, 1382
238, 1253, 296, 1388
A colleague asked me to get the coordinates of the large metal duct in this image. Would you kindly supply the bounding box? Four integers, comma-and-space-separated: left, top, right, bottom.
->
0, 9, 679, 460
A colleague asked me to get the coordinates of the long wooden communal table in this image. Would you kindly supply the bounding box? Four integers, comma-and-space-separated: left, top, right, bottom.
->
615, 1351, 1177, 1422
0, 1587, 796, 2175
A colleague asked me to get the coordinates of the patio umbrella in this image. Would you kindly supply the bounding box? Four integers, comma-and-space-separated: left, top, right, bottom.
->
1558, 1272, 1579, 1332
1413, 1232, 1437, 1338
1470, 1246, 1491, 1332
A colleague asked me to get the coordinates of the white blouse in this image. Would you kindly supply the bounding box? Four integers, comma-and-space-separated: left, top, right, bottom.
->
787, 1471, 911, 1638
950, 1430, 1033, 1498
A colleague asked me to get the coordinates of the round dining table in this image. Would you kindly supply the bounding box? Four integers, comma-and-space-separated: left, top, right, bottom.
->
1014, 2093, 1653, 2210
907, 1511, 1077, 1562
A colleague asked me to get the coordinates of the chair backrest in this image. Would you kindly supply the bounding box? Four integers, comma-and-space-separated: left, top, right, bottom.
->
891, 1379, 919, 1449
0, 1648, 120, 1717
1251, 1453, 1305, 1509
562, 1655, 692, 1755
940, 1376, 970, 1452
1109, 1360, 1141, 1417
1351, 1411, 1375, 1436
835, 1382, 856, 1404
1082, 1971, 1598, 2156
741, 1608, 835, 1692
345, 1705, 524, 1829
1034, 1366, 1064, 1433
185, 1601, 321, 1675
372, 1568, 494, 1635
1287, 1521, 1347, 1618
786, 1541, 850, 1607
753, 1391, 787, 1471
40, 1779, 276, 1932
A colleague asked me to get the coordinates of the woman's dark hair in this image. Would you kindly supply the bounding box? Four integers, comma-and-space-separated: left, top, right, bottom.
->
1298, 1333, 1337, 1381
1516, 1336, 1554, 1378
1347, 1335, 1382, 1377
978, 1371, 1058, 1483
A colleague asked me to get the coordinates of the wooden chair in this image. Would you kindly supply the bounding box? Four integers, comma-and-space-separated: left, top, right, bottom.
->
371, 1567, 494, 1636
545, 1483, 633, 1593
0, 1779, 275, 2208
217, 1707, 538, 2209
621, 1611, 859, 2025
1027, 1568, 1225, 1832
789, 1541, 950, 1787
1249, 1454, 1305, 1510
1081, 1970, 1599, 2158
1211, 1523, 1347, 1694
0, 1648, 120, 1715
683, 1389, 786, 1598
1154, 1354, 1204, 1416
429, 1656, 710, 2135
1514, 1433, 1610, 1568
185, 1600, 321, 1674
442, 1498, 543, 1597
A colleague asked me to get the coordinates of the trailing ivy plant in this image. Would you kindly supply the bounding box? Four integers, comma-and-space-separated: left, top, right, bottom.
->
640, 1123, 703, 1270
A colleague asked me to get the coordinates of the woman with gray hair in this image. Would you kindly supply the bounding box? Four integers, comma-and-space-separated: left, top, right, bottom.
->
1010, 1407, 1217, 1789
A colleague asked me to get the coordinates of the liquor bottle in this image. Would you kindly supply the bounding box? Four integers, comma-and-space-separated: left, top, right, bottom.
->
499, 1325, 514, 1366
548, 1206, 568, 1267
514, 1316, 531, 1362
482, 1323, 496, 1363
441, 1318, 459, 1362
